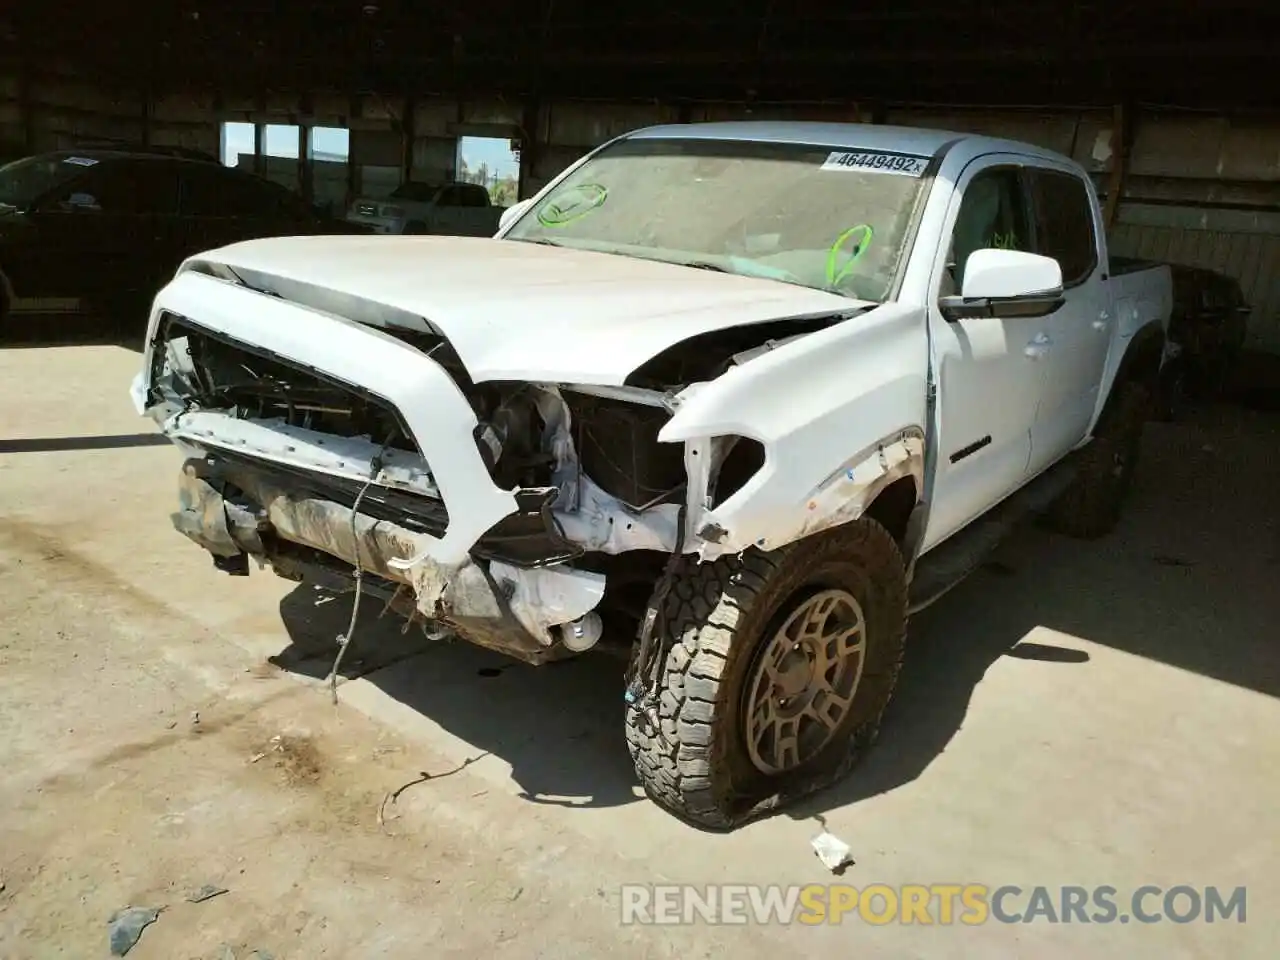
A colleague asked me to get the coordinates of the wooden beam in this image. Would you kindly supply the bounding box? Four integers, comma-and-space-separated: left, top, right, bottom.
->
140, 84, 152, 147
400, 95, 415, 183
1102, 103, 1129, 231
298, 92, 314, 204
518, 97, 541, 200
252, 92, 266, 177
18, 55, 36, 153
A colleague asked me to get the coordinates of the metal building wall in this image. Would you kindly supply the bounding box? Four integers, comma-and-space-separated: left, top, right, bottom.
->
1111, 117, 1280, 353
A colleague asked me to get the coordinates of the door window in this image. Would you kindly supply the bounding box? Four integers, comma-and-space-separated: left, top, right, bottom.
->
49, 162, 180, 216
178, 164, 235, 217
944, 167, 1031, 295
179, 165, 311, 220
1027, 169, 1097, 286
437, 185, 465, 207
457, 183, 491, 207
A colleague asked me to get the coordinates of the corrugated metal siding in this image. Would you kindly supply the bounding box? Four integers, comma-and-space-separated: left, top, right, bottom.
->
1110, 214, 1280, 353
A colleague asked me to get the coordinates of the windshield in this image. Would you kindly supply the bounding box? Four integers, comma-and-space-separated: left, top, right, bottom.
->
0, 154, 97, 210
504, 137, 931, 301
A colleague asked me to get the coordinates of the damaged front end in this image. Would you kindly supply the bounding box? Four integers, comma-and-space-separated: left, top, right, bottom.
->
133, 270, 801, 664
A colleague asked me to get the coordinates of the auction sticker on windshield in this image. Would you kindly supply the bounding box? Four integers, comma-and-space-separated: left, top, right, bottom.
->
821, 151, 929, 177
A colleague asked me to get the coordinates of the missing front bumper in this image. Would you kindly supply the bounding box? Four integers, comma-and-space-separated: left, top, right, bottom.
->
172, 457, 605, 665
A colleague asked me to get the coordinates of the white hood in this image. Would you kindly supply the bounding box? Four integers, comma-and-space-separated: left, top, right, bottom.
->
185, 235, 866, 385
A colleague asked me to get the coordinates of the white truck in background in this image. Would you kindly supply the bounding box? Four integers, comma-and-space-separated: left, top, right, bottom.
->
344, 180, 504, 236
132, 121, 1172, 829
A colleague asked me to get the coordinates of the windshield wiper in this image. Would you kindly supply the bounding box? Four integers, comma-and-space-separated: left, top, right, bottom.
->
674, 260, 730, 273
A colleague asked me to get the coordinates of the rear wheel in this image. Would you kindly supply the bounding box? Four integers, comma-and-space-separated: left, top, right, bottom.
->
625, 520, 908, 829
1047, 379, 1149, 539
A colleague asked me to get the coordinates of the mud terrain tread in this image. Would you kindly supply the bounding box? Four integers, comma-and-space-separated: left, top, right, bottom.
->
626, 520, 907, 829
1048, 380, 1149, 540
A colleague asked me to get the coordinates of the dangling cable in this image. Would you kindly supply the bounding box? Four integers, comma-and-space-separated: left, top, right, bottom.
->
327, 445, 390, 704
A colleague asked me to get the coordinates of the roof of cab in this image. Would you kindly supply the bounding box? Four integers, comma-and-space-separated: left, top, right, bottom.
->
624, 121, 1074, 167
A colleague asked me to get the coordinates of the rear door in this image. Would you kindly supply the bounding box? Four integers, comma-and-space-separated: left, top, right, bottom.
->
178, 165, 317, 255
1024, 164, 1113, 473
29, 159, 182, 305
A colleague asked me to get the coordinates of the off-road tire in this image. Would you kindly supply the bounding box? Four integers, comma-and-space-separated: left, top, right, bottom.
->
625, 519, 908, 829
1047, 379, 1149, 539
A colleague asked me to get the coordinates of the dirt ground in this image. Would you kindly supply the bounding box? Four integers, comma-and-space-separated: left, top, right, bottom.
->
1, 341, 1278, 959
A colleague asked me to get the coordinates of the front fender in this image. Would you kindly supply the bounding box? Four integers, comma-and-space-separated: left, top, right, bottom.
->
659, 302, 930, 556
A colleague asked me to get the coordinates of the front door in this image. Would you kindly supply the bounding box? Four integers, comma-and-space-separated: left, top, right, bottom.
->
1024, 164, 1113, 474
31, 161, 183, 310
920, 158, 1045, 552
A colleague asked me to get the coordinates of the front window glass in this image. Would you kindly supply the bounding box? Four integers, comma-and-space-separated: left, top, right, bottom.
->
0, 154, 97, 210
504, 137, 931, 302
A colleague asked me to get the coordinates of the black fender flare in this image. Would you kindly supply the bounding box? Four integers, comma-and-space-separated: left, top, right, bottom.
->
1099, 322, 1166, 427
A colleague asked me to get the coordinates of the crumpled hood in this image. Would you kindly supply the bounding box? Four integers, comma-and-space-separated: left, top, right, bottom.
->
183, 234, 867, 385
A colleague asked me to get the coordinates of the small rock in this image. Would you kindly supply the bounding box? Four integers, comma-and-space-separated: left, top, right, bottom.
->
185, 883, 229, 903
166, 721, 177, 730
191, 711, 201, 726
108, 906, 160, 956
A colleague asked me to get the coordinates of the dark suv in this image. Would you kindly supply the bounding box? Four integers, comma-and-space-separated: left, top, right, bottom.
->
0, 148, 365, 331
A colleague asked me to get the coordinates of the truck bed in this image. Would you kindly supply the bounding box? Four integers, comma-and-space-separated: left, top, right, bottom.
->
1105, 256, 1174, 339
1109, 255, 1165, 278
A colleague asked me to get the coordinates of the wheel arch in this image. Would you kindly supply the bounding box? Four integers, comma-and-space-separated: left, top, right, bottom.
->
1094, 322, 1166, 432
862, 473, 920, 548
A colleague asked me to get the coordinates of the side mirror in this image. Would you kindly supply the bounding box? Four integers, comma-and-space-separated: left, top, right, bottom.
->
940, 248, 1065, 321
497, 198, 534, 234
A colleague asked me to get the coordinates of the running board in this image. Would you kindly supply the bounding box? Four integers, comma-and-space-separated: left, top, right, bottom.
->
907, 456, 1080, 614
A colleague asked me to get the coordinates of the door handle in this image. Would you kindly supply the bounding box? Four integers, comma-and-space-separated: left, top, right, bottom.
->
1025, 332, 1052, 360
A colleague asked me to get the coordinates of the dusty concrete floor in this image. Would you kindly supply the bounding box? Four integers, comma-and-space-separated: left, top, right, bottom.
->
1, 341, 1277, 959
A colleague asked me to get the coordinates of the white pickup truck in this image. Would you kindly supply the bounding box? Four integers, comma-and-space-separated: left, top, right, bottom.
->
344, 180, 504, 236
131, 122, 1172, 829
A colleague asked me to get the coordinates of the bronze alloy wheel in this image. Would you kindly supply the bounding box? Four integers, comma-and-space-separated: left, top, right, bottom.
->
743, 589, 867, 775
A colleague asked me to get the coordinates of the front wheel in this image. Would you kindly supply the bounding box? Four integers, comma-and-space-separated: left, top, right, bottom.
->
625, 519, 908, 829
